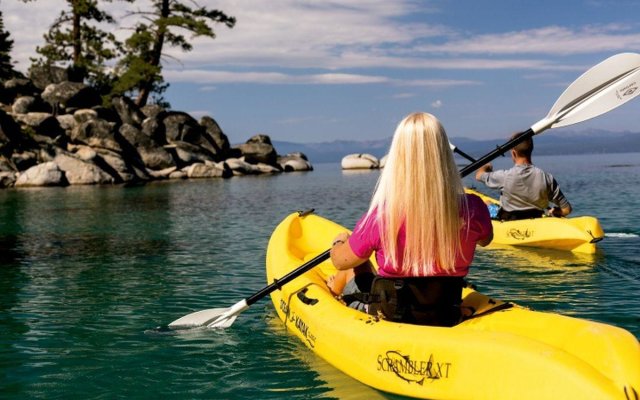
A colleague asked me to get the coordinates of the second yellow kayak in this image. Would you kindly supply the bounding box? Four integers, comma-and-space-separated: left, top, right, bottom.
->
466, 188, 604, 253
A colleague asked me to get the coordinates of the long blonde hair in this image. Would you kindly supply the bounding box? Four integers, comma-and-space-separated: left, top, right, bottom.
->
367, 112, 465, 275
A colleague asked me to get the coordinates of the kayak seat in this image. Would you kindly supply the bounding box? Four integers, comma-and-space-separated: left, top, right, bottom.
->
343, 274, 464, 327
497, 208, 544, 221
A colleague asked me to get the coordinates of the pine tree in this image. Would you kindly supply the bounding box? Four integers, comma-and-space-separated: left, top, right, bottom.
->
24, 0, 130, 92
113, 0, 235, 107
0, 10, 18, 80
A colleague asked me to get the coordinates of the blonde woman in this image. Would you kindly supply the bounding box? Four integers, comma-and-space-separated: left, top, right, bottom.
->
328, 112, 493, 326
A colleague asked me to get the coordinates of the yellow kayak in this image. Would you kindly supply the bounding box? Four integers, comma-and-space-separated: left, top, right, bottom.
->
266, 211, 640, 400
465, 188, 604, 253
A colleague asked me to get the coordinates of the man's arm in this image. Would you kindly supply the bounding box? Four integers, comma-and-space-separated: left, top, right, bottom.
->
548, 176, 572, 217
475, 163, 493, 181
547, 204, 572, 217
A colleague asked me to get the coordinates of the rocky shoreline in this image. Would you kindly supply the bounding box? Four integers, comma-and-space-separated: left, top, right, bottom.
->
0, 66, 312, 189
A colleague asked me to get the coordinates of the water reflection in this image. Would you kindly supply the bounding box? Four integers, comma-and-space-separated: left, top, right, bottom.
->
479, 245, 602, 271
341, 169, 380, 176
265, 316, 392, 400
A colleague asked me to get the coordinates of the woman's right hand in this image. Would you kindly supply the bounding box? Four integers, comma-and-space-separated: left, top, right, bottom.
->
330, 232, 369, 271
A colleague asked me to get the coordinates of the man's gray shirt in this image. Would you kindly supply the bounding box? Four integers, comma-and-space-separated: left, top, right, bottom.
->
478, 164, 571, 212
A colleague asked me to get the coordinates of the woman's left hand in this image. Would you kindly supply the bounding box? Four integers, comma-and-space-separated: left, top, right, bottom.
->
332, 232, 350, 247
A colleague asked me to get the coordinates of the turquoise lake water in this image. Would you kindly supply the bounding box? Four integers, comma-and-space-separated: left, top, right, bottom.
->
1, 152, 639, 399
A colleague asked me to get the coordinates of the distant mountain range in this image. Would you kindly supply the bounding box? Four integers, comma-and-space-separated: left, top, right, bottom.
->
273, 129, 640, 164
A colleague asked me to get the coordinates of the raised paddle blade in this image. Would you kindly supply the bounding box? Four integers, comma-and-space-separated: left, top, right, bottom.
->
550, 67, 640, 129
531, 53, 640, 133
168, 300, 248, 329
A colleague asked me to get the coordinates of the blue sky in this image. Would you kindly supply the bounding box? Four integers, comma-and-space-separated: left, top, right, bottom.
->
4, 0, 640, 144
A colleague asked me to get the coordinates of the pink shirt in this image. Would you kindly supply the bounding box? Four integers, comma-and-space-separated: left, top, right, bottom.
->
348, 193, 492, 277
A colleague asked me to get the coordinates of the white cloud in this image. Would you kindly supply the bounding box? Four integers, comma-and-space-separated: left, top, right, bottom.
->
163, 69, 389, 85
163, 69, 485, 87
402, 79, 482, 87
2, 0, 636, 86
431, 100, 443, 108
415, 25, 640, 55
392, 93, 416, 99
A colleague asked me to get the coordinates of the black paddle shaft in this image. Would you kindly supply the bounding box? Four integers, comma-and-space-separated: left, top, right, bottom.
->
454, 147, 477, 163
459, 128, 534, 178
246, 249, 331, 306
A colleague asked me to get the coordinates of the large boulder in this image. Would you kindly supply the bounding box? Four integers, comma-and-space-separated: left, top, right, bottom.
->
15, 161, 68, 187
341, 153, 379, 169
92, 147, 150, 183
185, 162, 232, 179
146, 166, 177, 179
11, 151, 39, 171
70, 118, 121, 152
141, 117, 167, 145
0, 109, 26, 152
28, 65, 77, 90
235, 134, 277, 165
165, 141, 215, 166
56, 114, 77, 131
111, 96, 146, 126
224, 157, 261, 175
162, 112, 221, 160
200, 116, 231, 157
0, 155, 17, 172
12, 96, 51, 114
52, 151, 115, 185
162, 111, 202, 142
2, 79, 39, 104
73, 109, 99, 124
278, 153, 313, 172
42, 81, 101, 111
13, 112, 65, 139
0, 171, 16, 188
140, 104, 165, 119
119, 124, 175, 170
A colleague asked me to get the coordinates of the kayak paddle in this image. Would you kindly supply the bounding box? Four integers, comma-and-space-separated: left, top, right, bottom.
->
449, 142, 477, 163
169, 249, 330, 329
169, 52, 640, 330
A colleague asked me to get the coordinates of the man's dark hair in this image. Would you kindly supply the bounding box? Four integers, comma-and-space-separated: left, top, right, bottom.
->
510, 132, 533, 157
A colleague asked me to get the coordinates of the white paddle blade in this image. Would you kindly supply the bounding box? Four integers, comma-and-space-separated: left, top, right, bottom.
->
168, 299, 249, 330
548, 53, 640, 117
168, 307, 231, 329
550, 67, 640, 129
207, 314, 238, 329
532, 53, 640, 132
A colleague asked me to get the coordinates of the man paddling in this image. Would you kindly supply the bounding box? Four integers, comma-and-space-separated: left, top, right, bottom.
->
475, 132, 572, 221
